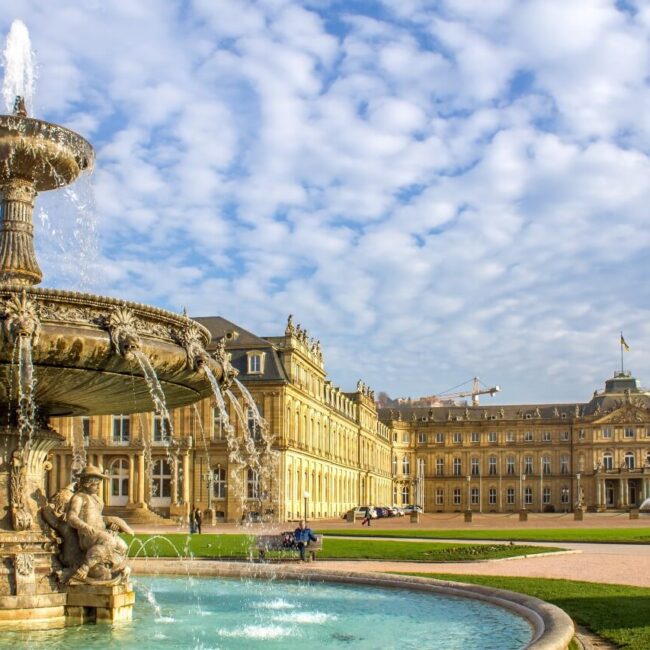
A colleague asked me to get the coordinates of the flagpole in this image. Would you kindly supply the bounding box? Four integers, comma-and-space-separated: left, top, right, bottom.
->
620, 331, 624, 374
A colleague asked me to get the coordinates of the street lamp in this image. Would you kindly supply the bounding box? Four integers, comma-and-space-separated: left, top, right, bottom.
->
466, 475, 471, 511
304, 490, 310, 525
576, 472, 582, 510
521, 474, 527, 510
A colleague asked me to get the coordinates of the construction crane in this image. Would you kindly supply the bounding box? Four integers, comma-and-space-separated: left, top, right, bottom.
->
438, 377, 501, 407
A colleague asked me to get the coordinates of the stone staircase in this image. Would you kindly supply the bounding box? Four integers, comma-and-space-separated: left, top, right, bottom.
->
104, 505, 176, 526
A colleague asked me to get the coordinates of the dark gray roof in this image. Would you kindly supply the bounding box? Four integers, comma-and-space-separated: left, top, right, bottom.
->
193, 315, 288, 383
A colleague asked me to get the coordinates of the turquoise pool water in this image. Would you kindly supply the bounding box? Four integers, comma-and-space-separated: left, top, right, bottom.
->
6, 576, 533, 649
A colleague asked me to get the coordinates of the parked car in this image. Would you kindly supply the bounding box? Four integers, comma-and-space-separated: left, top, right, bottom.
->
375, 507, 387, 518
402, 504, 423, 514
342, 506, 377, 520
391, 506, 405, 516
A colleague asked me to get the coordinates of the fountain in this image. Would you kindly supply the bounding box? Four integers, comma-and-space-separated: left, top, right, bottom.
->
0, 21, 233, 628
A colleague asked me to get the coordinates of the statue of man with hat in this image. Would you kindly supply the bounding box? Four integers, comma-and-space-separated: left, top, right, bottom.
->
64, 464, 133, 583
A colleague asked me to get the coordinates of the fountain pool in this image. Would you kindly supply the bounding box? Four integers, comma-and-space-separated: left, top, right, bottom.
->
2, 575, 533, 649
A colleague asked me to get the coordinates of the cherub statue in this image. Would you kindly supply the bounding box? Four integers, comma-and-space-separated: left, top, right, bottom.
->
42, 465, 133, 584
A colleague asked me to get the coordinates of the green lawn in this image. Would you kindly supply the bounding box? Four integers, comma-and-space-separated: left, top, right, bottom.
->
123, 533, 558, 562
402, 573, 650, 650
319, 526, 650, 544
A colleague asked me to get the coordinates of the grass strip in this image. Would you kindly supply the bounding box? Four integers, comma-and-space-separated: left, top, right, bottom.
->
318, 526, 650, 544
400, 573, 650, 650
123, 533, 558, 562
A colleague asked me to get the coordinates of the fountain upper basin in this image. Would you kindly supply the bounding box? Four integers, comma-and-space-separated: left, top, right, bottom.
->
0, 115, 94, 190
0, 286, 216, 416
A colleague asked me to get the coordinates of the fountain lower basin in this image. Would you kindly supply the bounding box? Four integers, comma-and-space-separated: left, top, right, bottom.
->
1, 574, 548, 649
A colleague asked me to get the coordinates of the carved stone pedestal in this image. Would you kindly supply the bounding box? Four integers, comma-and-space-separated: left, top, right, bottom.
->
66, 582, 135, 624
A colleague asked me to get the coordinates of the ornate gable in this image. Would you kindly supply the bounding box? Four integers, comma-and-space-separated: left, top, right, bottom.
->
593, 403, 650, 424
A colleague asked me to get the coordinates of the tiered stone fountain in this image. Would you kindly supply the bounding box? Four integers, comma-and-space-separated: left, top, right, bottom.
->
0, 61, 231, 631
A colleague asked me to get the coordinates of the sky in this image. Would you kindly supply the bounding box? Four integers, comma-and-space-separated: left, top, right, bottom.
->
2, 0, 650, 405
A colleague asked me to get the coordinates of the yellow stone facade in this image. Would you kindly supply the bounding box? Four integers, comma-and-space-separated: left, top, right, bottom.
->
48, 315, 650, 522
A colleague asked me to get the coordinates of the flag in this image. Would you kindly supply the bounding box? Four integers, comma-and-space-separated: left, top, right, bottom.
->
620, 334, 630, 351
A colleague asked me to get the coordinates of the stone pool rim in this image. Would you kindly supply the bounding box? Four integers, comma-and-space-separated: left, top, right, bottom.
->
131, 559, 574, 650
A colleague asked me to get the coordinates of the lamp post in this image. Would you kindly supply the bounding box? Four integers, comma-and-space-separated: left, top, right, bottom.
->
576, 472, 582, 510
304, 490, 310, 525
520, 474, 527, 509
466, 475, 471, 511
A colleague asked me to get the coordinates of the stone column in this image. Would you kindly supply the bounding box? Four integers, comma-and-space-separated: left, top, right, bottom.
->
128, 454, 135, 504
137, 453, 145, 506
97, 453, 104, 501
183, 452, 191, 506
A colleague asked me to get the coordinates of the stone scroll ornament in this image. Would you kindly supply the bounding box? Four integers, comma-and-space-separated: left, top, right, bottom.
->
107, 305, 142, 359
10, 451, 33, 531
3, 289, 41, 345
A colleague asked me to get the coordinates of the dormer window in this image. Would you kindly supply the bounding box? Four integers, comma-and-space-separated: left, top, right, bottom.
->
247, 351, 265, 375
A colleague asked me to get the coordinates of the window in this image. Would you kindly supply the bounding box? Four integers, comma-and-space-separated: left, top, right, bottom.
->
578, 429, 586, 440
212, 467, 227, 498
524, 431, 533, 442
247, 351, 265, 374
453, 432, 462, 444
603, 452, 613, 470
560, 431, 569, 442
471, 431, 480, 444
625, 452, 635, 470
452, 488, 461, 506
436, 458, 444, 476
435, 488, 444, 505
110, 459, 129, 503
153, 414, 170, 443
417, 432, 427, 444
489, 488, 497, 505
247, 407, 262, 441
560, 455, 569, 475
542, 431, 551, 442
247, 468, 260, 499
152, 459, 171, 498
470, 487, 479, 505
524, 456, 533, 474
471, 457, 480, 476
542, 456, 551, 475
506, 487, 515, 505
543, 487, 551, 505
213, 406, 224, 440
112, 415, 130, 444
506, 456, 516, 475
417, 458, 426, 477
81, 416, 91, 443
402, 432, 410, 443
488, 431, 497, 443
506, 431, 515, 443
524, 486, 533, 505
392, 455, 398, 474
402, 456, 410, 475
436, 432, 444, 444
401, 485, 409, 504
453, 458, 462, 476
488, 456, 497, 475
624, 427, 634, 439
560, 486, 569, 504
602, 426, 612, 438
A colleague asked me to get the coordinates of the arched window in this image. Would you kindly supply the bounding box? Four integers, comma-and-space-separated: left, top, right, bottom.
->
212, 466, 227, 499
625, 452, 635, 470
402, 455, 410, 475
401, 485, 410, 504
110, 458, 129, 505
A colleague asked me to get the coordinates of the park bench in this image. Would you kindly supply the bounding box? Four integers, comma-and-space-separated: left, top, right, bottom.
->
256, 532, 323, 562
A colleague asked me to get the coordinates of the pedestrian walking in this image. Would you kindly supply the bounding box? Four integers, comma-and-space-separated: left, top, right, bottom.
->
194, 507, 203, 534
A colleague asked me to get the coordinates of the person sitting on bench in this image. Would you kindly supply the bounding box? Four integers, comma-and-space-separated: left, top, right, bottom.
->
293, 520, 317, 561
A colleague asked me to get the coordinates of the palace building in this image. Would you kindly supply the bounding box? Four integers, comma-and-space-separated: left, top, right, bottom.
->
48, 316, 650, 522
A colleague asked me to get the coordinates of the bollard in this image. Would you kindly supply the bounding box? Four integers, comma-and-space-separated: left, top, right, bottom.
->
464, 510, 473, 523
410, 511, 420, 524
630, 508, 639, 520
346, 511, 354, 523
518, 509, 528, 522
574, 508, 584, 521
